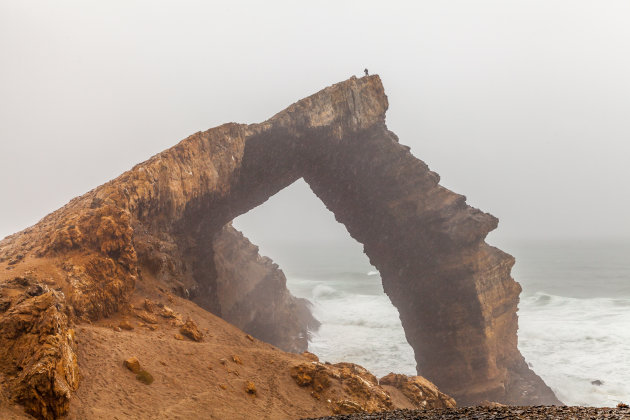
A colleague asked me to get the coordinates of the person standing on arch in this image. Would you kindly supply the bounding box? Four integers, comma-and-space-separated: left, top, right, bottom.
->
364, 68, 369, 76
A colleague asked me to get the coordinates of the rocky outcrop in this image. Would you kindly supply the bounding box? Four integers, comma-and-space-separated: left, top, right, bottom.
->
289, 360, 455, 415
290, 361, 449, 415
379, 373, 456, 409
0, 276, 78, 419
212, 224, 319, 352
0, 74, 559, 417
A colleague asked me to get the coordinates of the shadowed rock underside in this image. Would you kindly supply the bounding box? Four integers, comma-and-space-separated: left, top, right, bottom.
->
0, 75, 559, 417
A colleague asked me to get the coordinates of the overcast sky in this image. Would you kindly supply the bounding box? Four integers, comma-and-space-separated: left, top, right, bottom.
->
1, 1, 629, 251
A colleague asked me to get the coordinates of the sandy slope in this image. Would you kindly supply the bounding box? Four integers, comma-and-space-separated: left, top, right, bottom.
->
64, 289, 424, 420
69, 295, 323, 419
0, 281, 448, 419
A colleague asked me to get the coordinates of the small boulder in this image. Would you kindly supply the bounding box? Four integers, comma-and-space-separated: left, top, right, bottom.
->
245, 381, 256, 395
180, 318, 203, 342
232, 355, 242, 365
135, 310, 158, 324
124, 357, 142, 374
159, 306, 176, 318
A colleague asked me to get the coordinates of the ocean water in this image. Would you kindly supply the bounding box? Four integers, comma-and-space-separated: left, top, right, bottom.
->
273, 238, 630, 407
513, 239, 630, 407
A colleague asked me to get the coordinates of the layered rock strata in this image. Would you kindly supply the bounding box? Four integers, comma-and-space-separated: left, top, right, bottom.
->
0, 74, 559, 417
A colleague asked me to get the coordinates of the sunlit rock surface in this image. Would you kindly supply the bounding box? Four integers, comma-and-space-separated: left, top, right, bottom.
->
0, 75, 559, 417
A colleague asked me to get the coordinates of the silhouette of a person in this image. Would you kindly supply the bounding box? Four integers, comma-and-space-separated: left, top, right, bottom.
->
364, 68, 369, 76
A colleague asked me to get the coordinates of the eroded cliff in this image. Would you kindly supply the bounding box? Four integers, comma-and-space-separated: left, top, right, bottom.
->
0, 75, 559, 418
211, 224, 319, 353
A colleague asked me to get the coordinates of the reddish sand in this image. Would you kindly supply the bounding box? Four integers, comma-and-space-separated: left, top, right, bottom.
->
66, 291, 418, 419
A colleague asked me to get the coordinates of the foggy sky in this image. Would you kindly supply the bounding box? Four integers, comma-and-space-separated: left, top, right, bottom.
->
2, 1, 629, 250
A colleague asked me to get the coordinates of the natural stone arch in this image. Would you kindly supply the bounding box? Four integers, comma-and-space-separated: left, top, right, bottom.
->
0, 76, 560, 415
133, 76, 558, 405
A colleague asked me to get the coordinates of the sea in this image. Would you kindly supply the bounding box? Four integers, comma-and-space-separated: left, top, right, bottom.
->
259, 238, 630, 407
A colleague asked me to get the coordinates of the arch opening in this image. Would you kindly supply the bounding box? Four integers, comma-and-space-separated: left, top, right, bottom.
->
234, 178, 417, 377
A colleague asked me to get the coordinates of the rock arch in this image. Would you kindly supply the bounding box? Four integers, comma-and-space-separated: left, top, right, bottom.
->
0, 76, 560, 413
125, 75, 558, 404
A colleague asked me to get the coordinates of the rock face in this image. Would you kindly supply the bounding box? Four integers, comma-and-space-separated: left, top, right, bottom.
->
0, 75, 560, 417
0, 277, 79, 419
212, 224, 319, 352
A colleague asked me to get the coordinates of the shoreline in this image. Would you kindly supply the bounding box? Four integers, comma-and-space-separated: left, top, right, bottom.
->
303, 405, 630, 419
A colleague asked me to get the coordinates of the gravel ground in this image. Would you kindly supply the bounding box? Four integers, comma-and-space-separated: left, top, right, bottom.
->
302, 406, 630, 420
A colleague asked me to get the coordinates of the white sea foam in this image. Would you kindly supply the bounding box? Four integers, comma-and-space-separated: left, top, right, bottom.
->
312, 284, 344, 299
290, 275, 416, 378
518, 292, 630, 406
